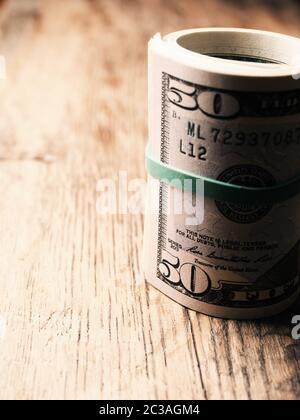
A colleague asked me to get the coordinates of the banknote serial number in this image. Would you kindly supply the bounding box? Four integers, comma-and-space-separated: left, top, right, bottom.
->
178, 121, 300, 160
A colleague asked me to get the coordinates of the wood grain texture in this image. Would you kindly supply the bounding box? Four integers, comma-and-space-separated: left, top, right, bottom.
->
0, 0, 299, 400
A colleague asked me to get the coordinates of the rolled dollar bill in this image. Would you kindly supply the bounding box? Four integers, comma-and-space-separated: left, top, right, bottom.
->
144, 28, 300, 319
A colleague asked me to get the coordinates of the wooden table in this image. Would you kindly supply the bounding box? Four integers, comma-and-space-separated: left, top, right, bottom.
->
0, 0, 299, 400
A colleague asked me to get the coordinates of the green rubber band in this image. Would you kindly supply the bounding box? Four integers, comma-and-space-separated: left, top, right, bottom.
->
146, 150, 300, 205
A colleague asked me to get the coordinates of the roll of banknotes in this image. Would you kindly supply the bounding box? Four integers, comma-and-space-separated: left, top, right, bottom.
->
144, 28, 300, 319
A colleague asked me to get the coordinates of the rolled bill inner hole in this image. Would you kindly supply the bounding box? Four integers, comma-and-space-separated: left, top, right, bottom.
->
203, 54, 281, 64
175, 29, 300, 70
